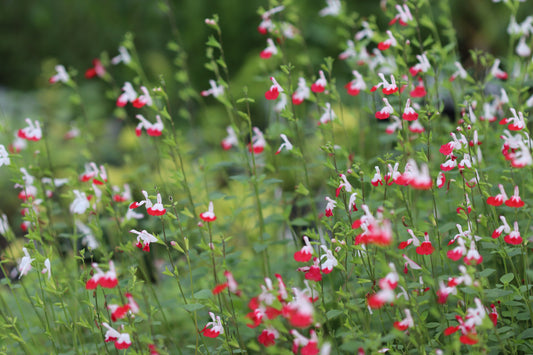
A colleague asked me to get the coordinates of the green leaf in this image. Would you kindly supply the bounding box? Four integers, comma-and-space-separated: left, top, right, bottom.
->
295, 183, 309, 196
326, 309, 343, 320
519, 328, 533, 340
500, 273, 514, 284
162, 266, 174, 277
206, 35, 221, 49
182, 303, 205, 312
194, 289, 212, 300
479, 268, 496, 278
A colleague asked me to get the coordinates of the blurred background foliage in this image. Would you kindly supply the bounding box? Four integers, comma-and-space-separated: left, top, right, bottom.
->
3, 0, 531, 91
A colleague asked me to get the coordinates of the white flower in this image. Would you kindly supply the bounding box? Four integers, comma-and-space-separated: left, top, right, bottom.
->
18, 247, 34, 279
0, 145, 10, 167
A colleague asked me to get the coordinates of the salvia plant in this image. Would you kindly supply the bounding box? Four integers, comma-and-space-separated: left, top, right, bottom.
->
1, 0, 533, 354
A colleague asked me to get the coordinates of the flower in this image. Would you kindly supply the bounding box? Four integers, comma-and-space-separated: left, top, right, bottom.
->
41, 258, 51, 280
200, 201, 216, 222
248, 127, 266, 153
501, 108, 526, 131
283, 288, 314, 327
111, 46, 131, 65
275, 134, 293, 155
76, 220, 99, 249
265, 76, 283, 100
0, 214, 9, 235
371, 73, 398, 95
294, 236, 313, 262
371, 166, 383, 186
450, 61, 468, 81
0, 144, 10, 167
375, 98, 394, 119
18, 247, 34, 279
116, 82, 138, 107
320, 245, 338, 273
415, 232, 434, 255
70, 190, 90, 215
130, 190, 166, 216
18, 118, 42, 141
213, 270, 241, 296
490, 59, 507, 80
504, 221, 523, 245
377, 30, 397, 51
311, 70, 327, 93
291, 329, 319, 354
345, 70, 366, 96
335, 174, 352, 197
257, 5, 284, 34
49, 65, 69, 84
492, 215, 511, 239
221, 126, 238, 150
299, 258, 322, 282
402, 254, 422, 274
135, 114, 163, 137
409, 53, 430, 76
389, 4, 413, 26
319, 103, 336, 125
201, 312, 224, 337
505, 185, 525, 208
410, 78, 427, 98
102, 322, 131, 349
85, 59, 105, 79
201, 79, 225, 98
130, 229, 159, 252
402, 99, 418, 121
324, 196, 336, 217
292, 77, 310, 105
258, 327, 279, 347
436, 172, 446, 189
319, 0, 341, 17
132, 86, 153, 108
393, 309, 414, 331
339, 40, 356, 60
464, 241, 483, 265
85, 261, 118, 289
260, 38, 278, 59
516, 36, 531, 57
108, 293, 139, 321
487, 184, 508, 206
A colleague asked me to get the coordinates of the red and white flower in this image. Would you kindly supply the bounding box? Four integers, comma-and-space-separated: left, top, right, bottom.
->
409, 53, 430, 76
450, 61, 468, 81
319, 102, 336, 125
201, 312, 224, 337
492, 215, 511, 239
490, 58, 507, 80
111, 46, 131, 65
130, 229, 158, 252
394, 309, 414, 331
201, 79, 225, 98
85, 261, 118, 289
275, 134, 293, 155
258, 327, 279, 347
116, 82, 138, 107
292, 77, 310, 105
70, 190, 90, 215
248, 127, 266, 154
371, 73, 398, 95
85, 59, 105, 79
49, 65, 69, 84
345, 70, 366, 96
283, 288, 314, 327
339, 40, 356, 60
129, 190, 166, 216
389, 4, 413, 26
102, 322, 131, 349
221, 126, 238, 150
377, 30, 397, 51
311, 70, 327, 93
199, 201, 216, 222
294, 236, 313, 262
375, 98, 394, 119
320, 245, 338, 273
260, 38, 278, 59
371, 166, 383, 186
505, 185, 525, 208
18, 118, 42, 141
265, 77, 283, 100
402, 99, 418, 121
504, 221, 523, 245
324, 196, 336, 217
18, 247, 34, 279
135, 114, 163, 137
132, 86, 153, 108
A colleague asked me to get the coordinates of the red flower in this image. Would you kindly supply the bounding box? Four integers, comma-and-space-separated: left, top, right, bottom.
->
258, 328, 279, 347
294, 236, 313, 262
199, 201, 216, 222
85, 59, 105, 79
505, 185, 525, 208
265, 76, 283, 100
311, 70, 327, 93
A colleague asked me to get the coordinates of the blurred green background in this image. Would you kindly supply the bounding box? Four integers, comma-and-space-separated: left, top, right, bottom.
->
2, 0, 529, 91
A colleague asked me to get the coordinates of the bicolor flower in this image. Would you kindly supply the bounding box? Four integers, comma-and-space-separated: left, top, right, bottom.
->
436, 172, 446, 189
291, 329, 319, 354
375, 98, 394, 119
201, 312, 224, 338
398, 229, 420, 250
409, 120, 425, 133
248, 127, 266, 154
464, 241, 483, 265
505, 185, 525, 208
311, 70, 327, 93
487, 184, 507, 206
257, 5, 284, 34
500, 108, 526, 131
335, 174, 352, 197
437, 280, 457, 304
294, 236, 313, 262
85, 261, 118, 289
324, 196, 336, 217
504, 221, 523, 245
379, 263, 399, 290
348, 192, 358, 212
394, 309, 414, 331
492, 215, 511, 239
319, 102, 336, 125
260, 38, 278, 59
371, 166, 383, 186
402, 99, 418, 121
76, 220, 99, 249
70, 190, 90, 215
129, 190, 166, 216
320, 245, 338, 273
130, 229, 158, 252
345, 70, 366, 96
490, 59, 507, 80
377, 30, 397, 51
221, 126, 238, 150
201, 79, 225, 98
18, 118, 42, 141
102, 322, 131, 349
415, 232, 434, 255
339, 40, 356, 60
410, 78, 427, 98
298, 257, 322, 282
389, 4, 413, 26
283, 288, 314, 328
213, 270, 241, 296
275, 134, 293, 155
111, 46, 131, 65
319, 0, 341, 17
355, 20, 374, 40
135, 114, 163, 136
85, 59, 105, 79
292, 77, 310, 105
371, 73, 398, 95
108, 293, 139, 322
199, 201, 216, 222
402, 254, 422, 274
265, 76, 283, 100
112, 184, 132, 203
450, 61, 468, 81
409, 53, 430, 76
49, 65, 69, 84
116, 82, 138, 107
132, 86, 153, 108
